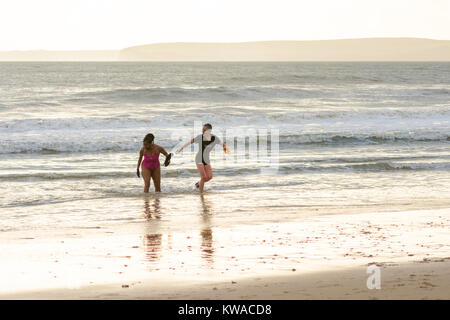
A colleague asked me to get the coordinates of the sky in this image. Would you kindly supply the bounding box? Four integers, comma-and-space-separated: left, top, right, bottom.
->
0, 0, 449, 51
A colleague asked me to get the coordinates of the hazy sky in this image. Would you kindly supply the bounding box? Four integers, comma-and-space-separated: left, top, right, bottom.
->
0, 0, 449, 50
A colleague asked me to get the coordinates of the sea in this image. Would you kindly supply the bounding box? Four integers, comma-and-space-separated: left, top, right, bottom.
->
1, 62, 449, 236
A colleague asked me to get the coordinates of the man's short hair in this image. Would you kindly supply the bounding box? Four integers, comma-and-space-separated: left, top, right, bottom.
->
204, 123, 212, 130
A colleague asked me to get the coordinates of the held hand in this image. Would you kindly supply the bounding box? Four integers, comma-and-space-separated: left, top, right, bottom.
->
164, 153, 172, 167
136, 168, 140, 178
176, 148, 182, 153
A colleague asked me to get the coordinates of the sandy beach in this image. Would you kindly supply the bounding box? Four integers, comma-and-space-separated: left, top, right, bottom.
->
2, 208, 449, 300
5, 259, 449, 300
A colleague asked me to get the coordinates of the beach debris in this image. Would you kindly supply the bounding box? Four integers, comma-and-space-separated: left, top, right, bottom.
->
122, 284, 129, 288
420, 281, 437, 288
231, 281, 237, 284
292, 268, 296, 272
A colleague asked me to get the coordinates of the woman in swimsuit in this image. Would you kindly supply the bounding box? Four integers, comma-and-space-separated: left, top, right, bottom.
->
137, 133, 172, 193
176, 124, 228, 193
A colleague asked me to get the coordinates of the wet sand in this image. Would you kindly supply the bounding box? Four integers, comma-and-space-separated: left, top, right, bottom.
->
1, 207, 449, 299
5, 259, 449, 300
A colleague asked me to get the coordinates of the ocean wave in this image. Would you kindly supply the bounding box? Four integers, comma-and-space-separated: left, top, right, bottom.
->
42, 84, 447, 106
0, 169, 204, 182
64, 86, 326, 103
0, 104, 449, 154
280, 161, 450, 172
0, 167, 266, 182
0, 117, 155, 132
0, 171, 134, 181
2, 160, 449, 183
5, 85, 448, 111
309, 154, 448, 164
0, 130, 448, 155
1, 104, 449, 132
278, 132, 450, 145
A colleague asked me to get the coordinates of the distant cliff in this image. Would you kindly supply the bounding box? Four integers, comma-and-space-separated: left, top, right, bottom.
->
119, 38, 450, 61
1, 38, 449, 61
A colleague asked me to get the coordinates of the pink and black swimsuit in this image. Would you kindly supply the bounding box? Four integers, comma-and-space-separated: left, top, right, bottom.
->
142, 152, 160, 170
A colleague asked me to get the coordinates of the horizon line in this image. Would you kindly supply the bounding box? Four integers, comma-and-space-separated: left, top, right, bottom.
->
1, 37, 449, 52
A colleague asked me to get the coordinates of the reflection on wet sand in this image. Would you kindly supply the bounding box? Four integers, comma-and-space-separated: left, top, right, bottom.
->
142, 197, 162, 262
144, 197, 160, 220
200, 195, 214, 266
140, 195, 216, 269
143, 233, 162, 262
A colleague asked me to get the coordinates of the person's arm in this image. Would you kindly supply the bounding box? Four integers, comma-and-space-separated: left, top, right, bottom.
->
215, 136, 229, 154
176, 139, 194, 153
136, 148, 144, 177
158, 145, 173, 167
157, 145, 169, 157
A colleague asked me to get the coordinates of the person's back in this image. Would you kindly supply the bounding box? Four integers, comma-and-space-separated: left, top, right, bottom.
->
193, 133, 220, 165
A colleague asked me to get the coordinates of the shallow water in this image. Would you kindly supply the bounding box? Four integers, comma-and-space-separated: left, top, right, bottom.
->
1, 61, 449, 234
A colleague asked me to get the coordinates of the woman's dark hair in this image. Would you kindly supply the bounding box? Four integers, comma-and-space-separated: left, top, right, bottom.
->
143, 133, 154, 144
204, 123, 212, 130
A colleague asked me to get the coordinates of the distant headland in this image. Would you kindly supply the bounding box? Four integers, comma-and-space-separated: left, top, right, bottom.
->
1, 38, 449, 61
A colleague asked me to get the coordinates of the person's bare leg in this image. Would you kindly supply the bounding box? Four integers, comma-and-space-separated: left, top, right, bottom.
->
196, 163, 207, 193
204, 164, 213, 183
151, 167, 161, 192
142, 165, 151, 193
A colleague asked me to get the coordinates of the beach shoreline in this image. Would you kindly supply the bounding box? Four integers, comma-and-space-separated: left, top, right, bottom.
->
1, 207, 449, 300
3, 259, 449, 300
